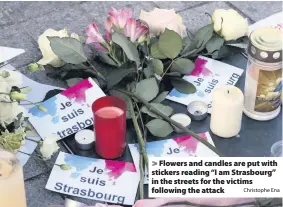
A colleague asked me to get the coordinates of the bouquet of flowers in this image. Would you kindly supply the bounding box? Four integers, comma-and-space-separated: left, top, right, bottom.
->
27, 7, 249, 199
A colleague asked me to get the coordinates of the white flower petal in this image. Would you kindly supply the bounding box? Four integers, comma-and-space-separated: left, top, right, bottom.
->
40, 136, 60, 160
139, 8, 185, 37
37, 28, 69, 67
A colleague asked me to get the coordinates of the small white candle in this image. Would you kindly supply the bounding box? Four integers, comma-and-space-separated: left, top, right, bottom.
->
74, 129, 95, 150
210, 85, 244, 138
170, 113, 191, 133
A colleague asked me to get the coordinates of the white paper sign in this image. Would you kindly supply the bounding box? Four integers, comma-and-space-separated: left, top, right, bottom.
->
0, 46, 25, 63
28, 78, 105, 140
129, 132, 218, 184
249, 12, 283, 35
46, 152, 139, 205
166, 56, 244, 113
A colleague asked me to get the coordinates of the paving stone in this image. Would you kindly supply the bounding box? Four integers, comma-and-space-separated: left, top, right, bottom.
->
0, 8, 13, 27
0, 24, 40, 67
20, 68, 68, 89
154, 1, 207, 12
20, 4, 91, 41
229, 1, 282, 22
23, 152, 49, 181
80, 1, 157, 26
1, 1, 78, 24
25, 174, 65, 207
179, 1, 253, 35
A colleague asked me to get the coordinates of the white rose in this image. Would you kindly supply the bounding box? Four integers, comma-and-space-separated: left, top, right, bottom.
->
212, 9, 248, 41
0, 77, 23, 125
37, 28, 69, 68
139, 8, 186, 37
0, 70, 22, 87
39, 136, 60, 160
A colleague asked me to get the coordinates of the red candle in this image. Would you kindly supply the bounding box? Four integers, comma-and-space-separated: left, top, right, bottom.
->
92, 96, 126, 159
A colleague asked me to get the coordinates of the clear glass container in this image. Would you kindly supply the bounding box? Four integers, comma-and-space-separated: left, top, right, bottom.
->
0, 148, 27, 207
243, 27, 282, 121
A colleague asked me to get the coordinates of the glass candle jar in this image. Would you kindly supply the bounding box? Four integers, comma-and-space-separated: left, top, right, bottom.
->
244, 27, 282, 121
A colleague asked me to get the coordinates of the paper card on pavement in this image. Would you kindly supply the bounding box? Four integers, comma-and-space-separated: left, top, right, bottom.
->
46, 152, 139, 205
0, 46, 25, 63
128, 132, 218, 184
27, 78, 105, 140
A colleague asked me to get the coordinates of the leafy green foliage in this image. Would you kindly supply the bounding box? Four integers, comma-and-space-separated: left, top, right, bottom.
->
171, 58, 195, 75
146, 119, 174, 137
158, 29, 183, 59
150, 43, 167, 59
48, 37, 87, 64
149, 59, 164, 75
106, 68, 135, 89
134, 78, 159, 102
170, 78, 197, 94
112, 32, 140, 66
151, 91, 169, 103
206, 35, 224, 54
141, 103, 173, 118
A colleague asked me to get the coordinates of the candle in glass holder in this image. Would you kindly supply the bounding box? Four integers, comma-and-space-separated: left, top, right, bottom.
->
92, 96, 126, 159
210, 85, 244, 138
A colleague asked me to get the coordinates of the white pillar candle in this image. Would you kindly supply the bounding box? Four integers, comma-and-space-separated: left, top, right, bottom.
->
170, 113, 191, 133
210, 85, 244, 138
74, 129, 95, 150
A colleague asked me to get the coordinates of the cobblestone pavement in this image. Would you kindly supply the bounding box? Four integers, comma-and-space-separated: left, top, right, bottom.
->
0, 1, 282, 206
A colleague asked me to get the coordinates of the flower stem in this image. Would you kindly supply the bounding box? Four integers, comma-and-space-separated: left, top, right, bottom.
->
86, 60, 106, 81
116, 89, 224, 157
158, 59, 174, 84
128, 98, 149, 168
139, 151, 144, 199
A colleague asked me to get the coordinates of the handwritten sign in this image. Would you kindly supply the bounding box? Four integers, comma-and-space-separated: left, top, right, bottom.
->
28, 78, 105, 140
166, 56, 244, 113
46, 152, 139, 205
129, 132, 218, 184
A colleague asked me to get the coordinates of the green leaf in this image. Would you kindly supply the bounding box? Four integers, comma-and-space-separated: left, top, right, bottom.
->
151, 91, 169, 103
109, 89, 132, 119
112, 32, 140, 66
135, 78, 159, 102
181, 48, 198, 58
158, 29, 182, 59
170, 78, 197, 94
187, 24, 214, 54
150, 43, 167, 59
97, 52, 118, 66
182, 36, 191, 51
48, 37, 87, 64
206, 35, 224, 54
171, 58, 195, 75
143, 67, 154, 78
150, 59, 164, 75
165, 72, 182, 77
225, 36, 249, 49
66, 78, 84, 87
106, 68, 135, 89
141, 103, 173, 118
146, 119, 174, 137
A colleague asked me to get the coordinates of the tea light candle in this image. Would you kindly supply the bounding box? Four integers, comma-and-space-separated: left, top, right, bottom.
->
74, 129, 95, 150
170, 113, 191, 133
187, 101, 208, 121
210, 85, 244, 138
